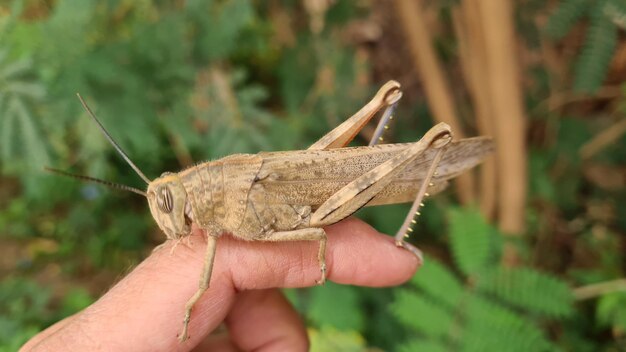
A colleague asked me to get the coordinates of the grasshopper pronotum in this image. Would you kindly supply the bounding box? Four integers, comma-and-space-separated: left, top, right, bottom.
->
47, 81, 493, 341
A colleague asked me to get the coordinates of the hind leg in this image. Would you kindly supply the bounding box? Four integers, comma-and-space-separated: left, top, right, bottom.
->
309, 81, 402, 150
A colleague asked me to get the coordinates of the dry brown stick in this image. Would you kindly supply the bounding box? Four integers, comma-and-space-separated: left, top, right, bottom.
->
392, 0, 475, 205
573, 279, 626, 300
453, 2, 497, 220
476, 0, 527, 238
536, 85, 624, 113
580, 117, 626, 160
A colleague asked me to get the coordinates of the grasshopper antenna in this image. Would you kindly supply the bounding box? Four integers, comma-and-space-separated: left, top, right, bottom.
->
44, 167, 147, 197
76, 93, 151, 185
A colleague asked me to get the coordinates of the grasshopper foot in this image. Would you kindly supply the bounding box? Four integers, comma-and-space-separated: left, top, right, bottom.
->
316, 263, 327, 285
178, 308, 193, 342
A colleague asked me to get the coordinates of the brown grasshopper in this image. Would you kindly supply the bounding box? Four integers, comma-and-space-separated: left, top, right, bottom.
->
47, 81, 493, 342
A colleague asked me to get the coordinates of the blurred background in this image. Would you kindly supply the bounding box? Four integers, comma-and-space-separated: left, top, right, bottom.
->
1, 0, 625, 350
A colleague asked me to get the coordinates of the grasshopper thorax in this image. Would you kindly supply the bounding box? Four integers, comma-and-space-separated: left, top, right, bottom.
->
147, 172, 192, 240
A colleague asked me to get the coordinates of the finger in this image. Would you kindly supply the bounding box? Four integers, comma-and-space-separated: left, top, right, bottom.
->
194, 289, 306, 352
221, 217, 420, 289
228, 289, 307, 351
192, 330, 238, 352
23, 218, 419, 351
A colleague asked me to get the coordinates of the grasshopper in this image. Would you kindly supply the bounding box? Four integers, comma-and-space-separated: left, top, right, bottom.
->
47, 81, 493, 342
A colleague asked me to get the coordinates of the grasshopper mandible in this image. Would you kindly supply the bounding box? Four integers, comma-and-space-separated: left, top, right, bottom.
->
47, 80, 493, 342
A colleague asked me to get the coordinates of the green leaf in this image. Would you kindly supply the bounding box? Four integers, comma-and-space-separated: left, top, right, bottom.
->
38, 0, 96, 66
190, 0, 255, 62
460, 295, 554, 352
545, 0, 590, 40
596, 292, 626, 331
447, 207, 495, 276
390, 289, 454, 338
308, 283, 364, 331
14, 97, 51, 167
573, 1, 618, 93
0, 53, 49, 172
411, 258, 463, 309
476, 267, 574, 318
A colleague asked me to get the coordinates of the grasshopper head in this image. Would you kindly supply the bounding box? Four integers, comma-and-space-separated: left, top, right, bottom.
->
48, 95, 195, 241
147, 172, 192, 240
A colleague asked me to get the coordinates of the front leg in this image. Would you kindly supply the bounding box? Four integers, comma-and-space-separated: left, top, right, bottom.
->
179, 233, 218, 342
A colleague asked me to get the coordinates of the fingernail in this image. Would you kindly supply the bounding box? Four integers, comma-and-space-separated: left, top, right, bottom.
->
395, 240, 424, 266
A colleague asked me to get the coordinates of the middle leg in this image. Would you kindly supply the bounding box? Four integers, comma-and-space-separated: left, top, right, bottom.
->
258, 228, 328, 284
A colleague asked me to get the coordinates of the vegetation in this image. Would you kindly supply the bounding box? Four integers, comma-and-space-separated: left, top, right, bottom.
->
1, 0, 625, 350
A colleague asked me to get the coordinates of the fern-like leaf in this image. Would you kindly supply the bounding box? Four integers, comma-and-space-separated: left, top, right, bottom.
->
390, 289, 454, 338
448, 207, 495, 277
308, 283, 364, 331
545, 0, 590, 40
0, 52, 50, 172
411, 258, 464, 309
13, 97, 50, 167
573, 1, 618, 93
476, 267, 574, 318
460, 294, 554, 352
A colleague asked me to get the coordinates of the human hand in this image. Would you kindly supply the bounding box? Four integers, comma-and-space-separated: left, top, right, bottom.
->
21, 218, 420, 352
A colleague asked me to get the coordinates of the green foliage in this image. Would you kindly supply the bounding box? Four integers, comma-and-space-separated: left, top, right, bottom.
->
309, 326, 367, 352
545, 0, 622, 92
0, 278, 48, 349
390, 208, 573, 351
0, 277, 94, 349
597, 292, 626, 332
545, 0, 590, 39
308, 283, 364, 331
605, 0, 626, 30
461, 295, 553, 352
476, 267, 573, 318
411, 257, 463, 309
397, 339, 449, 352
391, 289, 454, 338
572, 2, 618, 93
0, 50, 49, 172
448, 207, 495, 276
187, 0, 255, 63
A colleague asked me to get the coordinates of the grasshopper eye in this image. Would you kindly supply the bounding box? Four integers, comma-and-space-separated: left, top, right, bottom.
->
157, 187, 174, 213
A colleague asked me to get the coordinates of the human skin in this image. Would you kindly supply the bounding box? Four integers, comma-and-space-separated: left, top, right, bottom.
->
21, 218, 420, 352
